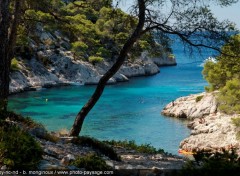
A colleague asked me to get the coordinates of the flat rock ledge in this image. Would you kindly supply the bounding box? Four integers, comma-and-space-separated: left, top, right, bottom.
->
161, 92, 240, 154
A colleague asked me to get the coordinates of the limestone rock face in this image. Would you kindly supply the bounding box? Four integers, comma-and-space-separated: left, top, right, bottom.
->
161, 92, 218, 120
10, 57, 60, 93
141, 51, 177, 67
180, 113, 240, 153
10, 71, 31, 93
10, 50, 160, 93
10, 28, 175, 93
152, 56, 177, 66
162, 92, 240, 154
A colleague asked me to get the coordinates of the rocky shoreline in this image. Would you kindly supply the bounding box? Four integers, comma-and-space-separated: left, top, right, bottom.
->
162, 92, 240, 154
10, 28, 176, 94
37, 136, 185, 171
2, 113, 185, 173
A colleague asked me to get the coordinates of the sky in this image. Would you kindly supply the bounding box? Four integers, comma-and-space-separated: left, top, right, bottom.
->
114, 0, 240, 29
211, 1, 240, 29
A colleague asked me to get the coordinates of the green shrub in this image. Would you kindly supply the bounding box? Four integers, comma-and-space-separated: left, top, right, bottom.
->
232, 117, 240, 127
10, 58, 20, 71
104, 140, 166, 155
168, 54, 175, 59
88, 56, 104, 64
71, 41, 88, 58
195, 95, 204, 102
173, 149, 240, 176
16, 25, 29, 47
231, 117, 240, 140
202, 35, 240, 115
202, 60, 225, 91
96, 47, 111, 58
217, 78, 240, 114
0, 123, 43, 170
71, 153, 111, 170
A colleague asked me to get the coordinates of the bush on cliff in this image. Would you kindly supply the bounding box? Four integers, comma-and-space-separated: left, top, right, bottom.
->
195, 95, 204, 102
88, 56, 104, 65
231, 117, 240, 140
71, 41, 89, 59
203, 34, 240, 114
10, 58, 20, 71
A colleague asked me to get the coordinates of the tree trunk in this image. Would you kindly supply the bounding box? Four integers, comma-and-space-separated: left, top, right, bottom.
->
69, 0, 146, 136
0, 0, 22, 112
0, 0, 11, 111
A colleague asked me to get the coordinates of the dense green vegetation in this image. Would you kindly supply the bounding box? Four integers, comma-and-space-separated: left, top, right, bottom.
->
172, 149, 240, 176
18, 0, 167, 63
0, 122, 42, 170
203, 34, 240, 114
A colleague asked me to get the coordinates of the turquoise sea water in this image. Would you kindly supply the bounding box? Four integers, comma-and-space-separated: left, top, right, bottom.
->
8, 42, 215, 154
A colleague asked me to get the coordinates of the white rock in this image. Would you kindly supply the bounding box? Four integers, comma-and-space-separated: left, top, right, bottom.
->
162, 92, 218, 119
1, 165, 7, 170
10, 27, 171, 93
152, 56, 177, 66
163, 92, 240, 154
105, 160, 114, 167
125, 164, 133, 169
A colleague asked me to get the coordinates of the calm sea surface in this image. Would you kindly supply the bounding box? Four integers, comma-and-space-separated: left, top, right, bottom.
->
8, 41, 215, 154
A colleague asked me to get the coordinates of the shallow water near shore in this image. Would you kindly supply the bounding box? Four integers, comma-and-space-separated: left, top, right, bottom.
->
8, 42, 215, 155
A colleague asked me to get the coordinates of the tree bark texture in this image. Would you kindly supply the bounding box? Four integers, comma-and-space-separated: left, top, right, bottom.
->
0, 0, 11, 111
69, 0, 146, 136
0, 0, 22, 111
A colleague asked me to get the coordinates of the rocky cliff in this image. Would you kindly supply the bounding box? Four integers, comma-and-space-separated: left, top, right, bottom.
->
162, 92, 218, 120
10, 28, 176, 94
162, 92, 240, 154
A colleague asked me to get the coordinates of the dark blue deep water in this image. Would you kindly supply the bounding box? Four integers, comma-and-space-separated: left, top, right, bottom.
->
8, 41, 215, 154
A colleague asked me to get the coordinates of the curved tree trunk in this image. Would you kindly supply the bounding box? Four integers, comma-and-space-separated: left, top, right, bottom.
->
69, 0, 146, 136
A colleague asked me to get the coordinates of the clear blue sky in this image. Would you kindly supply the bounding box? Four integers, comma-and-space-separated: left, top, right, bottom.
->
211, 1, 240, 29
114, 0, 240, 29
